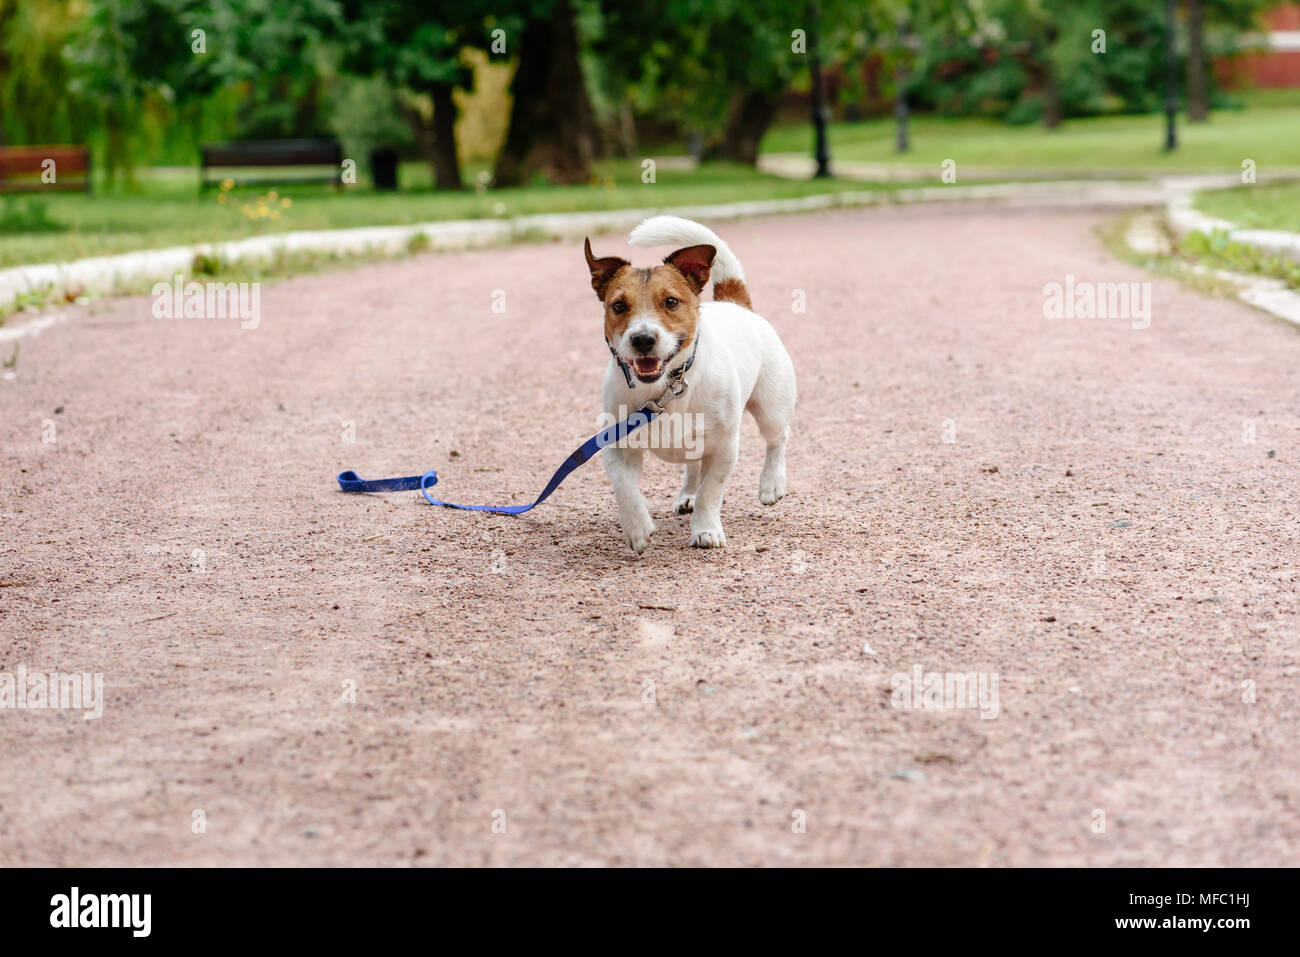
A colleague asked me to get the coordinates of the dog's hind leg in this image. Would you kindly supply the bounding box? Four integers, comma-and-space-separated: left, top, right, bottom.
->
748, 345, 795, 505
604, 444, 655, 554
749, 399, 791, 506
674, 462, 701, 514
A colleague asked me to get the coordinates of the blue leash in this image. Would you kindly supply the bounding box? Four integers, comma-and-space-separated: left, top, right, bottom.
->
338, 404, 661, 514
340, 333, 698, 514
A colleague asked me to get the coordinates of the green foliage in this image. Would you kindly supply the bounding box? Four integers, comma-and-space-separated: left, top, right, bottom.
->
329, 74, 417, 164
59, 0, 343, 180
1179, 228, 1300, 289
0, 0, 92, 146
192, 249, 223, 275
0, 197, 63, 233
903, 0, 1270, 122
589, 0, 877, 152
339, 0, 501, 89
904, 0, 1160, 120
0, 0, 1284, 198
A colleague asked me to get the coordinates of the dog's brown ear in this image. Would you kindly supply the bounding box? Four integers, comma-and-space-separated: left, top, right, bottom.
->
664, 244, 716, 294
585, 237, 629, 301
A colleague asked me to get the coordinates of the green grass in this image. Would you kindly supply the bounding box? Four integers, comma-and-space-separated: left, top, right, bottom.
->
763, 90, 1300, 174
1176, 227, 1300, 289
1099, 213, 1240, 300
0, 160, 888, 269
1195, 181, 1300, 232
1100, 213, 1300, 324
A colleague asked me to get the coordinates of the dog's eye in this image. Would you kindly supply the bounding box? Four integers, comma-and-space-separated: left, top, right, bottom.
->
611, 301, 627, 314
664, 297, 679, 310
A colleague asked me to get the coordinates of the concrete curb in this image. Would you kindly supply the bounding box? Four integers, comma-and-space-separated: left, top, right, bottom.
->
1165, 184, 1300, 263
1125, 209, 1300, 329
1156, 177, 1300, 325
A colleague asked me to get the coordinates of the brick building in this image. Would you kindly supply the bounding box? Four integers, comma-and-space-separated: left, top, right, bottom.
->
1217, 3, 1300, 88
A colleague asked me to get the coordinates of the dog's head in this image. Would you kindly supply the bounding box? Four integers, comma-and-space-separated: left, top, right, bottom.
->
584, 237, 714, 385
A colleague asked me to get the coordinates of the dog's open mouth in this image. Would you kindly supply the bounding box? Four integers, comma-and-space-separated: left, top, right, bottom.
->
633, 356, 664, 381
628, 343, 681, 383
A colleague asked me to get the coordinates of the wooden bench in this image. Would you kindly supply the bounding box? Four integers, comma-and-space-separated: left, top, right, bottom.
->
0, 145, 91, 193
200, 139, 344, 192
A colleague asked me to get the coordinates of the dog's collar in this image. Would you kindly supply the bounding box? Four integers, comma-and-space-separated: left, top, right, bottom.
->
606, 325, 700, 394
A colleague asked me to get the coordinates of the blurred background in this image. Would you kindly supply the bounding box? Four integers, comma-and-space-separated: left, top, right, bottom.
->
1, 0, 1298, 276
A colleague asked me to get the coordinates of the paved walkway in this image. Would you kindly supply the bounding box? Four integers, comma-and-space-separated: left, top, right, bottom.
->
1, 202, 1297, 865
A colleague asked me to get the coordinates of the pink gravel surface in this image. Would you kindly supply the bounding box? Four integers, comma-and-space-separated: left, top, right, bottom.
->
1, 203, 1298, 867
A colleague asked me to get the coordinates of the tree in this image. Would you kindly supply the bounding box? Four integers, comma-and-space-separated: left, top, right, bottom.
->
966, 0, 1065, 128
65, 0, 193, 183
202, 0, 341, 141
493, 0, 596, 186
714, 0, 823, 165
66, 0, 339, 184
1186, 0, 1274, 122
1186, 0, 1209, 120
587, 0, 727, 160
593, 0, 877, 167
907, 0, 1187, 124
340, 1, 501, 191
871, 1, 974, 150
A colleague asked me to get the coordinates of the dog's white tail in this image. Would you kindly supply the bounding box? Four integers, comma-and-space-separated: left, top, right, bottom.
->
628, 216, 752, 308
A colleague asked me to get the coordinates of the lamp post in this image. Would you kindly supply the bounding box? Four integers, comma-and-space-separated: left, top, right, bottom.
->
810, 3, 831, 177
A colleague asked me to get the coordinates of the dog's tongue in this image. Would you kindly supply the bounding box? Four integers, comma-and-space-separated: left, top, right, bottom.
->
635, 357, 662, 376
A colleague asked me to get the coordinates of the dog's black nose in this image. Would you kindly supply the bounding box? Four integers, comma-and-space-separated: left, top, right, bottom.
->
630, 332, 657, 354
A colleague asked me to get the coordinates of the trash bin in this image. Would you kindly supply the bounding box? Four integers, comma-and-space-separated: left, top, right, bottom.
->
370, 147, 398, 191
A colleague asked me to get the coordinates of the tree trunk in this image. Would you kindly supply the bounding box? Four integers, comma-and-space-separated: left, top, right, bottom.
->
1042, 65, 1062, 128
429, 81, 462, 190
894, 62, 910, 152
1186, 0, 1209, 122
399, 87, 462, 192
105, 112, 129, 187
721, 90, 776, 166
1039, 25, 1062, 129
493, 0, 596, 186
399, 99, 436, 172
617, 100, 637, 158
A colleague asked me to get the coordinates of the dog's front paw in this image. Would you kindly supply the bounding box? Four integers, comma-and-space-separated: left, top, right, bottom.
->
621, 512, 656, 554
674, 491, 696, 514
690, 526, 726, 549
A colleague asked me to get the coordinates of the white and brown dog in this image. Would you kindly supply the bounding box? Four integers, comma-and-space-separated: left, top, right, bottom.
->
585, 216, 796, 553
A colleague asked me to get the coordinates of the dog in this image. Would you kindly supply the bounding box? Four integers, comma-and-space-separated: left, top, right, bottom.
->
585, 216, 796, 553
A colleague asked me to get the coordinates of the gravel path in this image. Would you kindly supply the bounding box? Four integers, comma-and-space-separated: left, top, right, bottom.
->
2, 203, 1297, 866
